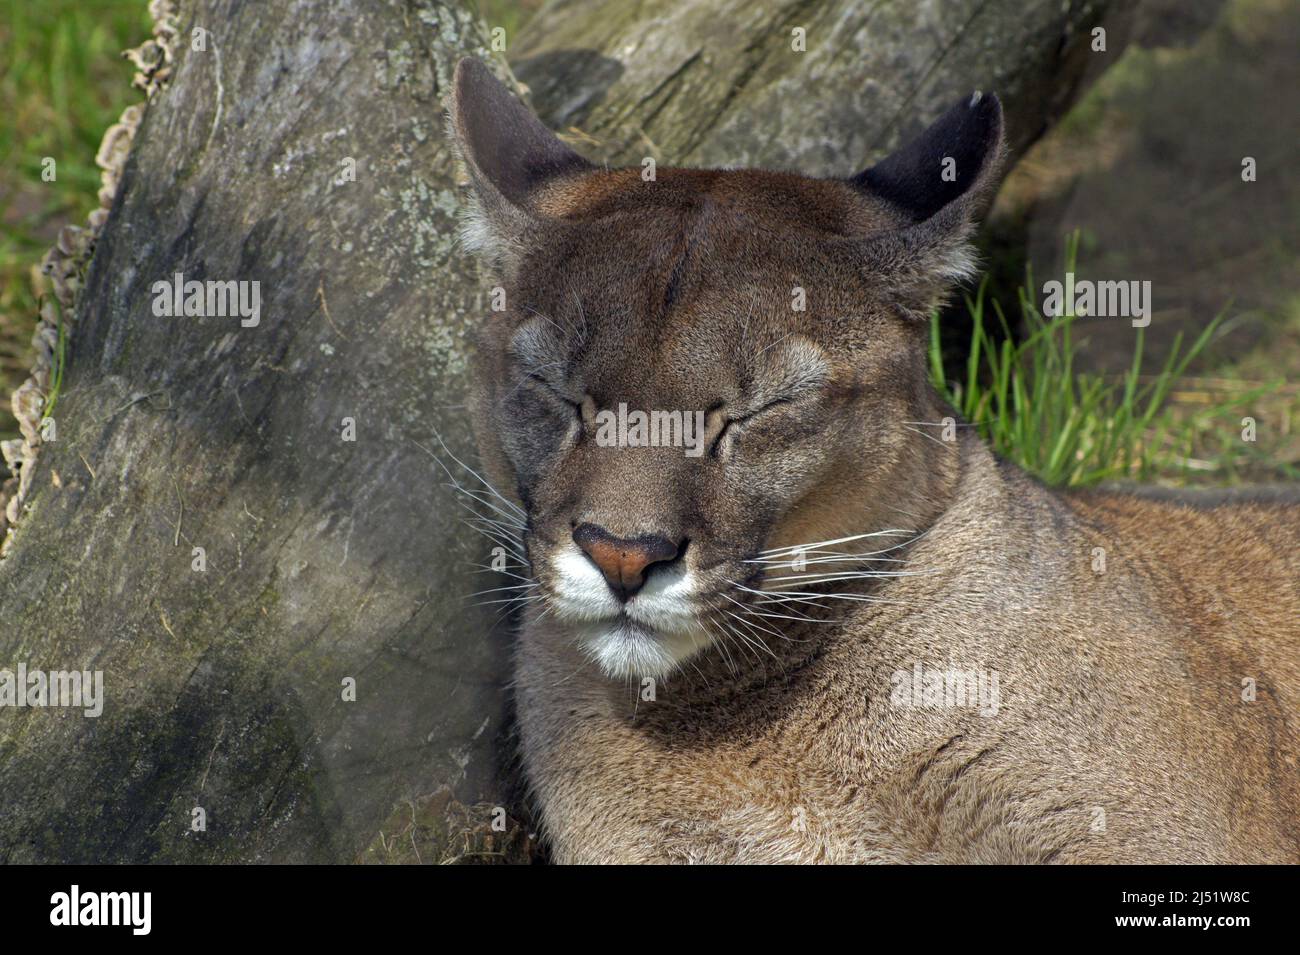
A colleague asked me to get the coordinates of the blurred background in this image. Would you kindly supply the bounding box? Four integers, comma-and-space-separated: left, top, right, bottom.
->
2, 0, 1296, 486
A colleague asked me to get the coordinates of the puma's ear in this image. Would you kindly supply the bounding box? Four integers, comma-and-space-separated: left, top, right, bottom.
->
450, 58, 593, 266
851, 91, 1005, 308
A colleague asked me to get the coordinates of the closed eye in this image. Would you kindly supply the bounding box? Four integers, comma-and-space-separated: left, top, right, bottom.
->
528, 374, 580, 407
712, 397, 796, 455
520, 374, 586, 431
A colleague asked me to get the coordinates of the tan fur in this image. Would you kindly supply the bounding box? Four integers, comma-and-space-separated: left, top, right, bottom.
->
515, 438, 1300, 862
449, 59, 1300, 863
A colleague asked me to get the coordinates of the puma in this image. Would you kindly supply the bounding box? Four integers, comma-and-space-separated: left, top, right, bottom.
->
448, 58, 1300, 863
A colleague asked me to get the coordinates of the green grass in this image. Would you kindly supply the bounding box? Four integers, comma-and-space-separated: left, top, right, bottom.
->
929, 233, 1287, 488
0, 0, 151, 440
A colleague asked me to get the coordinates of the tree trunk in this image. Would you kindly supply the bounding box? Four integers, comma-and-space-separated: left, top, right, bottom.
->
511, 0, 1119, 173
1, 0, 526, 865
1, 0, 1117, 863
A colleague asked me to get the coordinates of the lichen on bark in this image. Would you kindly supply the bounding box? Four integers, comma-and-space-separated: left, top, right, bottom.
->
0, 0, 520, 863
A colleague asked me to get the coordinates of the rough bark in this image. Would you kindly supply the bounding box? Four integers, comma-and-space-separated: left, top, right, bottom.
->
1, 0, 1119, 863
1, 0, 523, 864
511, 0, 1119, 174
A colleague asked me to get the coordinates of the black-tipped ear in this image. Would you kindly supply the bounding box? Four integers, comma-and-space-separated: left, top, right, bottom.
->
848, 92, 1005, 309
853, 91, 1004, 223
450, 58, 593, 262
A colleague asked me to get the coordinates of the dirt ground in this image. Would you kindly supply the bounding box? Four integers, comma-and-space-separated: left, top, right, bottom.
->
986, 0, 1299, 480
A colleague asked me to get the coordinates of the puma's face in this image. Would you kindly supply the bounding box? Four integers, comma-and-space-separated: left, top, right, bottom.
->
476, 174, 944, 681
451, 59, 1004, 679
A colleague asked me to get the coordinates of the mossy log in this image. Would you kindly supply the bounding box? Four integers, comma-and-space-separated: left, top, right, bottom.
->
0, 0, 1115, 863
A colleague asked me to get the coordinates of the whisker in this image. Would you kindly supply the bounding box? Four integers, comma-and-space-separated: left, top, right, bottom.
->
468, 565, 535, 583
415, 433, 526, 521
752, 590, 905, 605
743, 608, 840, 625
474, 595, 545, 607
466, 582, 539, 598
461, 521, 527, 562
760, 569, 935, 584
447, 484, 527, 531
903, 424, 955, 449
759, 529, 916, 557
743, 553, 913, 566
719, 611, 776, 662
710, 619, 741, 674
719, 593, 796, 643
464, 508, 527, 540
732, 581, 904, 605
521, 303, 568, 338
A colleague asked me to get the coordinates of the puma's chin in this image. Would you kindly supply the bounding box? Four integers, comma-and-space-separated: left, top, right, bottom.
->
546, 539, 713, 679
576, 618, 710, 680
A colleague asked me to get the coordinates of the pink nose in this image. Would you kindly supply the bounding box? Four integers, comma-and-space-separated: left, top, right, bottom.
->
572, 523, 682, 599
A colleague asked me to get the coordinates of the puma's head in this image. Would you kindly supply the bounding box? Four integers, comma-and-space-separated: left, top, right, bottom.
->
451, 58, 1005, 680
